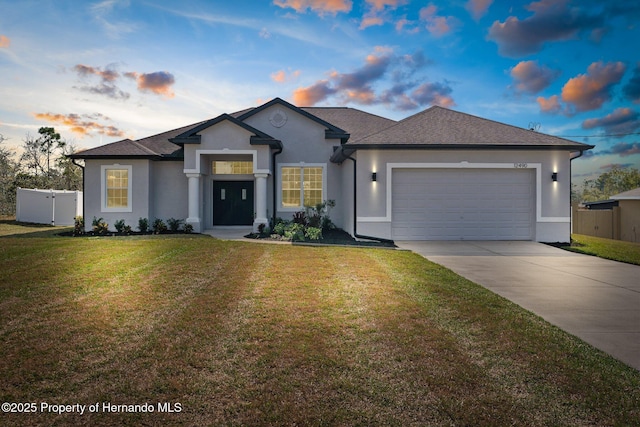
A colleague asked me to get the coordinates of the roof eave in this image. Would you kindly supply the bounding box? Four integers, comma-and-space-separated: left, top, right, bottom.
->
343, 143, 594, 150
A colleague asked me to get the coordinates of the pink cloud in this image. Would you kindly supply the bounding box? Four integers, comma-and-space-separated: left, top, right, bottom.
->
465, 0, 493, 21
291, 47, 451, 110
273, 0, 352, 15
33, 112, 126, 137
561, 61, 626, 113
0, 35, 10, 48
419, 4, 458, 37
582, 108, 640, 135
537, 95, 562, 114
125, 71, 175, 98
510, 60, 560, 94
270, 69, 301, 83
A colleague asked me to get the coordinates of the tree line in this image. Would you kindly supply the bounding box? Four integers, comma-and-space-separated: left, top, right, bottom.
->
0, 127, 82, 216
572, 165, 640, 203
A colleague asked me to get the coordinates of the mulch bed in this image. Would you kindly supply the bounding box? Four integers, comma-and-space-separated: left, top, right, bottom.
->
245, 228, 396, 248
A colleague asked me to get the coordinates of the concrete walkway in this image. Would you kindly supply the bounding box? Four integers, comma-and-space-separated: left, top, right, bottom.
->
204, 226, 253, 241
396, 241, 640, 371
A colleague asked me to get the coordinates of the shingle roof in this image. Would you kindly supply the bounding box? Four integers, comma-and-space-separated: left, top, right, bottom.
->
301, 107, 396, 143
349, 106, 593, 149
611, 187, 640, 200
69, 121, 204, 159
69, 102, 593, 160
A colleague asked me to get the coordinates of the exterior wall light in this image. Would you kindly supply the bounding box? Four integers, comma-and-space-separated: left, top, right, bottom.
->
551, 172, 558, 182
371, 172, 377, 182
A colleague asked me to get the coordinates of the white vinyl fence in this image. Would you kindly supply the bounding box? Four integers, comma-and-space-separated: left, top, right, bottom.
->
16, 188, 83, 226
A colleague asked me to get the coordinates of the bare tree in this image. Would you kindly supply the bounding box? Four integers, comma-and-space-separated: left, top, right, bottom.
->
0, 134, 19, 215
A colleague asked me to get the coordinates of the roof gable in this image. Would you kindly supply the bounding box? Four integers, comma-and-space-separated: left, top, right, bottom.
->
169, 113, 282, 148
238, 98, 350, 142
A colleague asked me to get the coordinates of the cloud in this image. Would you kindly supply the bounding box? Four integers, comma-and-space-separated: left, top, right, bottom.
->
359, 0, 406, 29
487, 0, 603, 57
0, 35, 10, 48
419, 4, 459, 37
600, 162, 635, 169
271, 69, 301, 83
73, 64, 130, 100
466, 0, 493, 21
561, 61, 625, 113
608, 143, 640, 157
536, 61, 626, 115
125, 71, 175, 98
273, 0, 352, 15
73, 64, 176, 99
537, 95, 562, 114
623, 63, 640, 104
582, 108, 640, 135
90, 0, 139, 39
33, 112, 126, 137
291, 47, 453, 109
510, 60, 560, 94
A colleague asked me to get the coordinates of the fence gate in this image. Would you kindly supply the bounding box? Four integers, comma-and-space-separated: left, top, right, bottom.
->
16, 188, 83, 226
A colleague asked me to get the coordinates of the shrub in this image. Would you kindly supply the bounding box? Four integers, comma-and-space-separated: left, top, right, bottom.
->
183, 223, 193, 234
274, 221, 288, 236
167, 218, 182, 232
114, 219, 126, 233
74, 216, 84, 236
138, 217, 149, 233
152, 218, 167, 233
305, 226, 323, 240
283, 223, 305, 242
305, 200, 335, 231
292, 211, 308, 226
122, 224, 132, 234
91, 216, 109, 234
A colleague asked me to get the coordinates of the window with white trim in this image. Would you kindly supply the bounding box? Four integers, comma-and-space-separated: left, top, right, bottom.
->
281, 165, 324, 208
101, 165, 132, 212
212, 160, 253, 174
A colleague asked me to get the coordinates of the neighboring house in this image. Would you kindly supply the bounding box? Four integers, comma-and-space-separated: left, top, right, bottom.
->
69, 97, 592, 242
611, 187, 640, 243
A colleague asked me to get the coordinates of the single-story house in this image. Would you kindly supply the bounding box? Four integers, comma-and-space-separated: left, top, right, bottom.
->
69, 97, 593, 242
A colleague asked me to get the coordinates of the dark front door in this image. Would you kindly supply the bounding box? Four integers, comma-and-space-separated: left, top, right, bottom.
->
212, 181, 254, 225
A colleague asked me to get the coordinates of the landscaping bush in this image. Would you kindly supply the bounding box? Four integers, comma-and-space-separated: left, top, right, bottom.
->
304, 226, 322, 240
138, 217, 149, 233
74, 216, 84, 236
183, 223, 193, 234
152, 218, 168, 234
167, 218, 182, 232
91, 216, 108, 234
114, 219, 126, 233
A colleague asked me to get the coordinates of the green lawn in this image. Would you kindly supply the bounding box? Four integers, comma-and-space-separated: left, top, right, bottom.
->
1, 222, 639, 426
568, 234, 640, 265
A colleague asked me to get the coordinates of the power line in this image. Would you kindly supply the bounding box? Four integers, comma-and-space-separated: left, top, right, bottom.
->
558, 132, 640, 138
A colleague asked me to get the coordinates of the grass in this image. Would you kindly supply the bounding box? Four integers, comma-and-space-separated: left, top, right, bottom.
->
565, 233, 640, 265
1, 221, 639, 426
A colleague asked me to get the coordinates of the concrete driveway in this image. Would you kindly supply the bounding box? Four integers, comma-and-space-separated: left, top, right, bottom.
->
396, 241, 640, 371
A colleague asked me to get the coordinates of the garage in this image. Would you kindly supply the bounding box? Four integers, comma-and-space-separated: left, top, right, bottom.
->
392, 168, 535, 240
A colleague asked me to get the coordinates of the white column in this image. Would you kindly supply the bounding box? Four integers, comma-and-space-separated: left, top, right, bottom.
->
186, 173, 202, 233
254, 173, 269, 232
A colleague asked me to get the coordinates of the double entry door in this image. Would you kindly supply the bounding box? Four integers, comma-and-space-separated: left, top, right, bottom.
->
212, 181, 254, 226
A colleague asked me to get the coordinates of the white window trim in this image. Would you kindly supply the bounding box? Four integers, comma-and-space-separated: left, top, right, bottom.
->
278, 163, 326, 211
101, 164, 133, 213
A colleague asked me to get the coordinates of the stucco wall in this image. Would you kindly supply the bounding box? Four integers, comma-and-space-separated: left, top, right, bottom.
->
84, 159, 151, 232
352, 149, 573, 242
243, 106, 345, 228
151, 160, 188, 221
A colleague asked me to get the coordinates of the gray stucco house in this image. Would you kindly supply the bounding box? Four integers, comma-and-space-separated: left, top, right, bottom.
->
70, 97, 593, 242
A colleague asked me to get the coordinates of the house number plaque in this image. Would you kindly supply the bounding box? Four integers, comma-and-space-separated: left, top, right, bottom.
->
513, 163, 528, 168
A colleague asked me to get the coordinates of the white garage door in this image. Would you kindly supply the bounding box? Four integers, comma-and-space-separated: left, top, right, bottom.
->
392, 168, 535, 240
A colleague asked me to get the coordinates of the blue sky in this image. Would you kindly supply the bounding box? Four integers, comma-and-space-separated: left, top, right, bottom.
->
1, 0, 639, 184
